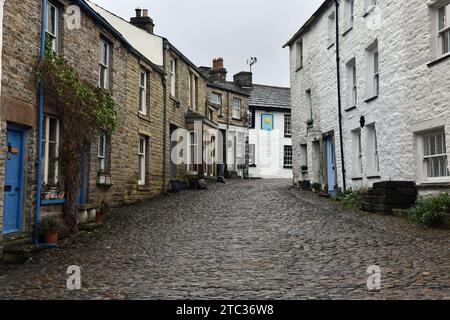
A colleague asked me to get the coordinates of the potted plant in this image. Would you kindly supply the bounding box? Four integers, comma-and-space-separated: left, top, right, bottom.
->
96, 201, 110, 224
38, 216, 62, 244
311, 183, 322, 193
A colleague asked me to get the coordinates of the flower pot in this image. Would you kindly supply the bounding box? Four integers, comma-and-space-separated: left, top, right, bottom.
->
43, 232, 58, 244
45, 192, 52, 200
78, 210, 88, 224
88, 209, 96, 222
96, 211, 105, 224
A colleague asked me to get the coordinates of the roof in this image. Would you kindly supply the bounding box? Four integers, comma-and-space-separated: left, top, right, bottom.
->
248, 84, 291, 110
283, 0, 333, 48
207, 81, 250, 97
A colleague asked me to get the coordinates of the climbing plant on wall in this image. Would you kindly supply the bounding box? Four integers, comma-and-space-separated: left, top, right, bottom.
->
37, 37, 118, 232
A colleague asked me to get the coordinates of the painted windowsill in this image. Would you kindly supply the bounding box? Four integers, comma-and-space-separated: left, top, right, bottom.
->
284, 166, 293, 169
327, 43, 335, 50
345, 106, 357, 112
363, 5, 376, 17
295, 66, 303, 73
367, 175, 381, 179
351, 177, 363, 181
427, 53, 450, 67
364, 95, 378, 103
41, 199, 65, 205
342, 27, 353, 37
138, 112, 151, 123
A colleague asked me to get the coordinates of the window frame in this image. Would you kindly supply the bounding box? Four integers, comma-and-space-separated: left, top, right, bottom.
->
170, 58, 177, 98
248, 144, 256, 166
139, 68, 148, 115
46, 1, 60, 53
327, 11, 336, 48
366, 41, 379, 100
189, 72, 199, 111
284, 146, 293, 168
352, 129, 363, 177
420, 129, 450, 182
138, 136, 148, 186
366, 124, 380, 176
42, 115, 60, 186
211, 92, 222, 115
99, 38, 111, 89
232, 98, 242, 120
438, 3, 450, 56
284, 114, 292, 137
296, 39, 303, 70
98, 130, 108, 173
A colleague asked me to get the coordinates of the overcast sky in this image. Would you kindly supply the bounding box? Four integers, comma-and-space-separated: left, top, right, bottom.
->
92, 0, 323, 87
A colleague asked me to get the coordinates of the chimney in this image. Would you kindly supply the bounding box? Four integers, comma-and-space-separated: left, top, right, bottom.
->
234, 71, 253, 88
209, 58, 227, 83
130, 8, 155, 34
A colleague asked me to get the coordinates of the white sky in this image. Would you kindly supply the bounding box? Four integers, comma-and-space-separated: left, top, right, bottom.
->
91, 0, 323, 87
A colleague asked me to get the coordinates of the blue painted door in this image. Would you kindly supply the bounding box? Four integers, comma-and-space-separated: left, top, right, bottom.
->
326, 136, 336, 193
3, 128, 25, 234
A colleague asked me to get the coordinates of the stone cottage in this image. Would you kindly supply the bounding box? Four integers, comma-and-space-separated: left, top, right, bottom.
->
285, 0, 450, 195
0, 0, 167, 255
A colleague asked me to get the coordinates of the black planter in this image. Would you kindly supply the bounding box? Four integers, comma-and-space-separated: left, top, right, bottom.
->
302, 180, 311, 190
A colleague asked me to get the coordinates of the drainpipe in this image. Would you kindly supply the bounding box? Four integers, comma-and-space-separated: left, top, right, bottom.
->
35, 0, 47, 243
161, 40, 168, 195
335, 0, 347, 191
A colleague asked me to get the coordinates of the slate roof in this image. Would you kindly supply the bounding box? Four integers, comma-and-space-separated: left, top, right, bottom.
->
248, 85, 291, 110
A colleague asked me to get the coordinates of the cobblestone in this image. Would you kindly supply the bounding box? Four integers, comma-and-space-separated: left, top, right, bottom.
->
0, 179, 449, 299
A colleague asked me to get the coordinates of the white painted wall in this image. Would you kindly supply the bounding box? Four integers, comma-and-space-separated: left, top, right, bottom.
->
249, 110, 293, 179
289, 0, 450, 193
87, 0, 164, 66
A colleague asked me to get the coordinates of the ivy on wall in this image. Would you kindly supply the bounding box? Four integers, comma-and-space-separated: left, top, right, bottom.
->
37, 37, 118, 232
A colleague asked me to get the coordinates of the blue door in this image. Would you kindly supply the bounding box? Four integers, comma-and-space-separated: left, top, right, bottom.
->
3, 127, 25, 234
326, 136, 336, 193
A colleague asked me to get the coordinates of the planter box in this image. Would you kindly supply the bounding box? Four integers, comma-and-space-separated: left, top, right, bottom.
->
363, 181, 418, 214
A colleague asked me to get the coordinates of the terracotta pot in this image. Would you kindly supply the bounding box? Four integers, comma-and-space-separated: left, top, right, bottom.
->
43, 232, 58, 244
96, 211, 105, 224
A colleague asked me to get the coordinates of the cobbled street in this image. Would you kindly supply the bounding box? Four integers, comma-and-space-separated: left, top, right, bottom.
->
0, 179, 449, 300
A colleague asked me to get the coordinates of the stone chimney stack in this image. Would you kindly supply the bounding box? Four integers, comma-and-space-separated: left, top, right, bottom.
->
234, 71, 253, 88
130, 7, 155, 34
209, 58, 227, 83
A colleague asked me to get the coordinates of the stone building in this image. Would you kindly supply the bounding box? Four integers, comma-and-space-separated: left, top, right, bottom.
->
285, 0, 450, 195
200, 58, 250, 178
0, 0, 166, 255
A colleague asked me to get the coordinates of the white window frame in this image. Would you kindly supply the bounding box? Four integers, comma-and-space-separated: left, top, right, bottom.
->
138, 136, 147, 185
248, 144, 256, 166
42, 115, 60, 185
366, 42, 379, 99
328, 11, 336, 48
438, 3, 450, 56
365, 0, 377, 14
170, 58, 176, 97
352, 129, 363, 177
344, 0, 355, 31
211, 92, 222, 115
347, 59, 357, 108
300, 144, 308, 169
419, 129, 450, 182
189, 71, 199, 110
139, 69, 148, 115
366, 124, 380, 176
189, 131, 199, 173
296, 39, 303, 70
46, 1, 60, 53
232, 98, 242, 120
99, 38, 111, 89
98, 131, 107, 172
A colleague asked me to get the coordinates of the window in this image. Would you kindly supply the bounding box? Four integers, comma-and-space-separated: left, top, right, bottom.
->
328, 12, 335, 48
248, 111, 253, 128
345, 0, 355, 31
366, 42, 379, 99
170, 58, 176, 97
296, 39, 303, 69
189, 72, 199, 110
284, 146, 293, 168
421, 130, 449, 180
211, 92, 222, 115
306, 90, 313, 124
99, 38, 111, 89
46, 1, 60, 53
352, 129, 363, 176
300, 144, 308, 169
138, 136, 148, 185
206, 107, 214, 121
232, 98, 241, 120
98, 131, 108, 172
366, 124, 380, 175
347, 59, 357, 108
42, 115, 60, 186
284, 114, 292, 137
438, 3, 450, 56
189, 131, 199, 172
139, 69, 148, 114
248, 144, 256, 166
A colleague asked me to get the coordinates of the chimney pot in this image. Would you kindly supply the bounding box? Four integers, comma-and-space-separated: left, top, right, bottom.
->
135, 8, 142, 17
143, 9, 149, 17
212, 58, 224, 71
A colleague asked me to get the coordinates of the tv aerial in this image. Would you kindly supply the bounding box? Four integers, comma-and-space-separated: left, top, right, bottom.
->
247, 57, 258, 72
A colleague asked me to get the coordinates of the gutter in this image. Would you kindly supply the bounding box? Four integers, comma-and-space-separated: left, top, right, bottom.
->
35, 0, 47, 243
334, 0, 346, 191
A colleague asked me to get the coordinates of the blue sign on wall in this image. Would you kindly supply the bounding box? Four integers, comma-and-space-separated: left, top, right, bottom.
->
261, 114, 274, 131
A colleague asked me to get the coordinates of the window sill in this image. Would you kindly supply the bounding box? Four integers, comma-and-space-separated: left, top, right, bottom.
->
427, 53, 450, 67
342, 27, 353, 37
285, 134, 292, 138
327, 43, 335, 50
295, 66, 303, 72
138, 112, 151, 123
41, 199, 65, 206
284, 166, 293, 169
345, 106, 357, 112
137, 185, 151, 191
249, 164, 257, 168
363, 5, 376, 17
367, 175, 381, 179
417, 182, 450, 189
351, 177, 363, 181
364, 95, 378, 103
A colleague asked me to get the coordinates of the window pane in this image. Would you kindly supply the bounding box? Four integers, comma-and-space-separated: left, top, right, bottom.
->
49, 118, 58, 142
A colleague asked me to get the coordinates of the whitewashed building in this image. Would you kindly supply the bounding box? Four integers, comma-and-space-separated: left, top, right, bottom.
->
285, 0, 450, 195
248, 85, 293, 179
